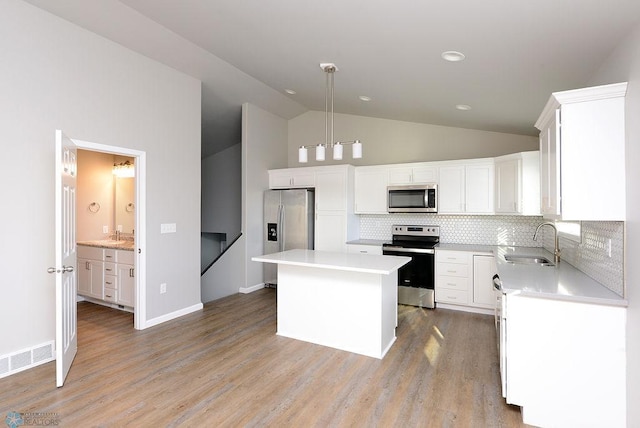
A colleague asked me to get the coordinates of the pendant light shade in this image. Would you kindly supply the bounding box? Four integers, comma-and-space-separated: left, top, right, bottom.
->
352, 140, 362, 159
333, 142, 343, 160
298, 146, 308, 163
316, 144, 325, 161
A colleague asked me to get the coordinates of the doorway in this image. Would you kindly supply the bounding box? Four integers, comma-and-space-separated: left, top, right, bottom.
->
72, 138, 147, 330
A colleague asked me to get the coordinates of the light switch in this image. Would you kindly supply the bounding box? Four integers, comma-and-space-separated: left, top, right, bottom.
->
161, 223, 177, 234
103, 225, 109, 233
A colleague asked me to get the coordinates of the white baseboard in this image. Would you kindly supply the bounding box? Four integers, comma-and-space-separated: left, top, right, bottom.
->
239, 283, 265, 294
0, 341, 55, 379
143, 303, 203, 329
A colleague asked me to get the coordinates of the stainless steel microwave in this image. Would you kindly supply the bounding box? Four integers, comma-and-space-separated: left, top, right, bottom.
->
387, 184, 438, 213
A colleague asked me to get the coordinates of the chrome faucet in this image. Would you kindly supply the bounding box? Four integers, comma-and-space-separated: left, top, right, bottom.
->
533, 222, 560, 263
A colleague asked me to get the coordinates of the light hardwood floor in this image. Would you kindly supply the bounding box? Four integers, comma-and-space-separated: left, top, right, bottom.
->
0, 289, 528, 427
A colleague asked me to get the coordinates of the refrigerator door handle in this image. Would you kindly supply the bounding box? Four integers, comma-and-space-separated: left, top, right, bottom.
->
280, 204, 285, 251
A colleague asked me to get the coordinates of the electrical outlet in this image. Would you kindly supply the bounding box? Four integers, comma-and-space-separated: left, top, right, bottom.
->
160, 283, 167, 294
103, 225, 109, 233
161, 223, 177, 234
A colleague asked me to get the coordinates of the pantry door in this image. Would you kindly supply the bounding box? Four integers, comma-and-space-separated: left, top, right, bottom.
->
53, 129, 78, 387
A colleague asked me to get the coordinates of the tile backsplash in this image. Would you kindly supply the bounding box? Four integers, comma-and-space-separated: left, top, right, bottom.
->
360, 214, 546, 246
359, 214, 625, 297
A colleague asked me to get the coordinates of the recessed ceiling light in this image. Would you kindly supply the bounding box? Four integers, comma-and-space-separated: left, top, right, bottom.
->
285, 89, 296, 95
359, 95, 372, 102
456, 104, 472, 111
441, 51, 466, 62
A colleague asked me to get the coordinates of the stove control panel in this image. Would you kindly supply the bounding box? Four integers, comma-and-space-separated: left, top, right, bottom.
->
392, 225, 440, 237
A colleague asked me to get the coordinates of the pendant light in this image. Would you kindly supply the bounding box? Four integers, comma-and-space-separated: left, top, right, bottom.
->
298, 63, 363, 163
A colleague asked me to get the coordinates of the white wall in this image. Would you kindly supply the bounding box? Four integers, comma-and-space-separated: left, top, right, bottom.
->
288, 111, 538, 167
0, 0, 201, 355
588, 22, 640, 428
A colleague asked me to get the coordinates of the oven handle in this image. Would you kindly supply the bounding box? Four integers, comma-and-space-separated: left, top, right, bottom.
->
493, 274, 502, 291
383, 246, 435, 254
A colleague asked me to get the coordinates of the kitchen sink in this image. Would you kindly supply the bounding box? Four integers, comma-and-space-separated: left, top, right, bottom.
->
504, 254, 554, 266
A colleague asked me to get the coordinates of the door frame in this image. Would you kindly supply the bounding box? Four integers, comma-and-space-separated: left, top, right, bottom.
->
73, 138, 147, 330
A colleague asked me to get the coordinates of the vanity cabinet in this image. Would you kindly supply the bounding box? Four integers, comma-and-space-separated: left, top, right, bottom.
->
78, 245, 135, 309
78, 246, 104, 300
535, 82, 626, 220
494, 151, 540, 215
439, 160, 494, 214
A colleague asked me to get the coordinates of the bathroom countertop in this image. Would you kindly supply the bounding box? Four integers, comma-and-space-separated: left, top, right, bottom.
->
77, 240, 135, 251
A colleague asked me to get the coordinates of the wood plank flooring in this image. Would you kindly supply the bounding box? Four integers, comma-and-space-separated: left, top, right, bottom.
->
0, 289, 528, 427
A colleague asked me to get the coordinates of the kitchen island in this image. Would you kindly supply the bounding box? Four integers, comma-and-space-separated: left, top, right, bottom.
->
252, 249, 410, 359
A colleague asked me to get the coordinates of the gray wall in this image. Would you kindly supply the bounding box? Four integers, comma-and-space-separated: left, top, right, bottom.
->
201, 103, 287, 301
201, 143, 241, 236
587, 21, 640, 427
0, 0, 201, 355
288, 111, 538, 167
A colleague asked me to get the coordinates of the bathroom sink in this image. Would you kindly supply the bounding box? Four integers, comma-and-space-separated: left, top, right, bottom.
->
504, 254, 554, 266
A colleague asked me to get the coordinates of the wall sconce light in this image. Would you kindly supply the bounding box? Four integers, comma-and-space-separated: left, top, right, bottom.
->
113, 160, 135, 177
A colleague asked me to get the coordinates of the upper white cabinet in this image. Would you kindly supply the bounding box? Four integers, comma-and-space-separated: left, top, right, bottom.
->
269, 168, 315, 189
494, 151, 540, 215
535, 82, 627, 220
354, 166, 388, 214
388, 165, 438, 185
439, 160, 494, 214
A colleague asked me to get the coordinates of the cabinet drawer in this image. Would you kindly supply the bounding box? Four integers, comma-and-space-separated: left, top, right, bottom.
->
346, 244, 382, 255
103, 289, 117, 302
104, 249, 117, 262
104, 274, 117, 290
77, 245, 104, 260
436, 251, 469, 264
118, 250, 135, 265
436, 288, 468, 304
104, 262, 116, 276
437, 262, 469, 277
436, 275, 469, 291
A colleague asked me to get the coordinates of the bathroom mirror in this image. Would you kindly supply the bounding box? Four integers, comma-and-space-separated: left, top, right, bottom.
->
114, 176, 135, 234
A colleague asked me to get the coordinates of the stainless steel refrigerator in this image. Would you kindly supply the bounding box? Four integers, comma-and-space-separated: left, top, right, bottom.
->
263, 189, 315, 286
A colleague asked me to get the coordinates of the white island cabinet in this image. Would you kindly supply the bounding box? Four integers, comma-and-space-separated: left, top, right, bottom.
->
252, 249, 410, 359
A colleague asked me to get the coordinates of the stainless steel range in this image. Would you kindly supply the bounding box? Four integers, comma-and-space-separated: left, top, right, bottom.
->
382, 225, 439, 308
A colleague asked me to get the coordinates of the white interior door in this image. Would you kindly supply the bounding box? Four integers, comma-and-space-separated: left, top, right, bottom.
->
52, 129, 78, 387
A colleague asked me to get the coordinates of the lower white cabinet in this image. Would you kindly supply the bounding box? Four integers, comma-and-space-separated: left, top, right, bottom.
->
78, 245, 135, 309
435, 249, 495, 313
472, 255, 497, 308
504, 293, 626, 427
346, 244, 383, 255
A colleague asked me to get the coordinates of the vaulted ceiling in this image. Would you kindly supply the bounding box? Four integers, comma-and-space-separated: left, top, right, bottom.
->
25, 0, 640, 157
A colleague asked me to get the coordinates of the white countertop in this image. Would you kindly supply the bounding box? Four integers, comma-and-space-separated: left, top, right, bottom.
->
436, 243, 495, 254
346, 239, 389, 246
494, 246, 627, 307
252, 249, 410, 275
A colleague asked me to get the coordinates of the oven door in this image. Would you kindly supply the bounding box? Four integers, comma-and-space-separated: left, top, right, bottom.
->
383, 246, 435, 308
